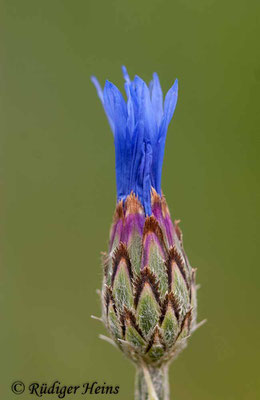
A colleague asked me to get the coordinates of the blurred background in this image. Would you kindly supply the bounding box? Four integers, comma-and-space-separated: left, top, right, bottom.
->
1, 0, 260, 399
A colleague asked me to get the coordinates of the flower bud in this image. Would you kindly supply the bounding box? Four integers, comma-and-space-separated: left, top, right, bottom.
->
102, 192, 197, 366
92, 67, 198, 369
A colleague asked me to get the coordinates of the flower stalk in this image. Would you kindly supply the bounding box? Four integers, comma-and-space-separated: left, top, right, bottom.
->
136, 364, 169, 400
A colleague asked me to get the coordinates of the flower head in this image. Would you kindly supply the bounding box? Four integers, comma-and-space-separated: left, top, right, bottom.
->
92, 68, 199, 382
92, 66, 178, 215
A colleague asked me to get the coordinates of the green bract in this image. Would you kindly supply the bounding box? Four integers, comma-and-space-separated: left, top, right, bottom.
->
101, 192, 198, 368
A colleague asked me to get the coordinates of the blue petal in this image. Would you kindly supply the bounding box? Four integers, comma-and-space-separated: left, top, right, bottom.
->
103, 81, 127, 134
124, 82, 135, 138
133, 76, 157, 144
162, 78, 178, 130
142, 142, 153, 215
155, 79, 178, 192
150, 72, 163, 128
122, 65, 131, 84
130, 120, 145, 198
103, 81, 128, 198
92, 68, 178, 215
142, 81, 157, 144
91, 76, 104, 103
91, 77, 114, 132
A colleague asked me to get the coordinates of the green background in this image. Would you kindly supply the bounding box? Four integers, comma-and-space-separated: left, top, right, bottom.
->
1, 0, 259, 399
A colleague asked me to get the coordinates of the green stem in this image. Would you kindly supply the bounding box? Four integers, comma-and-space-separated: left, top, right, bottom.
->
135, 364, 169, 400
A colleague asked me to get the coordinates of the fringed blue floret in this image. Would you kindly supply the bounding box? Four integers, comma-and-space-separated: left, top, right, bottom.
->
92, 67, 178, 215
